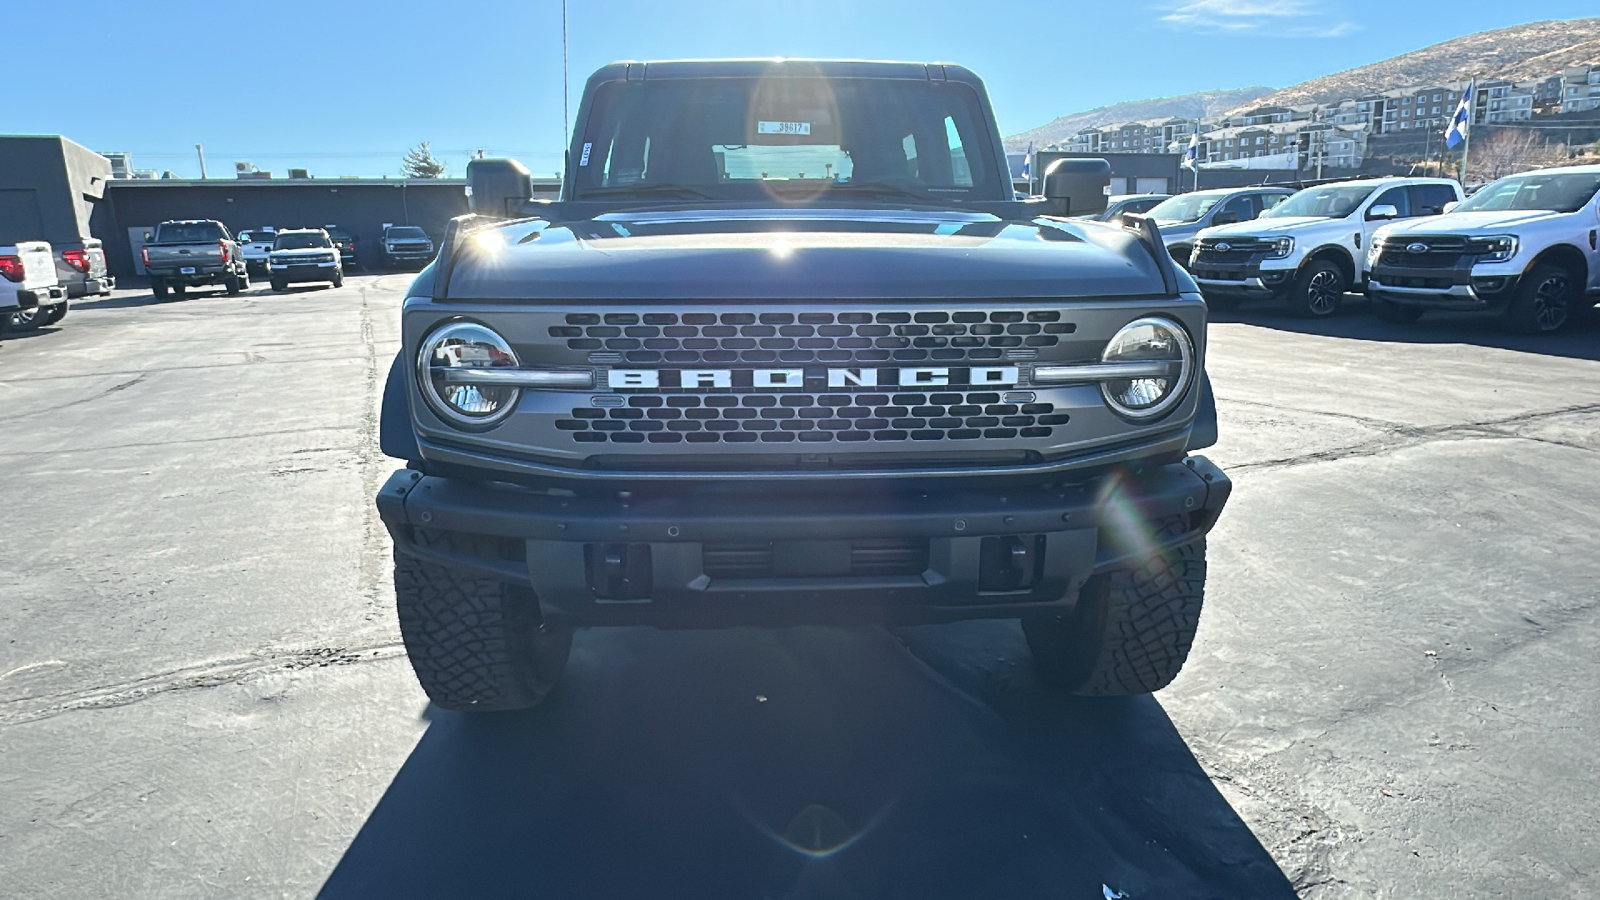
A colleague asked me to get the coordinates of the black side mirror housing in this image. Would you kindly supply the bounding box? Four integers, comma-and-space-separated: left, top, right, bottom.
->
467, 158, 533, 218
1041, 158, 1111, 217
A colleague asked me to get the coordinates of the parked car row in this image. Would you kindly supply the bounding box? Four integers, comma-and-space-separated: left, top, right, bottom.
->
233, 223, 433, 273
1160, 165, 1600, 334
0, 238, 114, 336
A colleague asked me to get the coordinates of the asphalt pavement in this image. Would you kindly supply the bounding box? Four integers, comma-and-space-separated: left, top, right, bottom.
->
2, 277, 1597, 898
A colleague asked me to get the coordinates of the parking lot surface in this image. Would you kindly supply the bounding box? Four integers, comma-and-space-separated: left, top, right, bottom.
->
2, 277, 1598, 898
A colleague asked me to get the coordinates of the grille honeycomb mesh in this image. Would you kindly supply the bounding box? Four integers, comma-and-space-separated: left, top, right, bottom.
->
556, 391, 1069, 444
549, 311, 1076, 365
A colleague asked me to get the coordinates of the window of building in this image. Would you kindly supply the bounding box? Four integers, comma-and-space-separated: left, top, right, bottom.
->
1402, 109, 1410, 117
1433, 93, 1441, 102
1225, 139, 1234, 147
1402, 97, 1411, 104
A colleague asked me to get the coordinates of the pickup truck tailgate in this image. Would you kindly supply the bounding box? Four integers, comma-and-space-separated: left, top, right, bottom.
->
146, 244, 224, 268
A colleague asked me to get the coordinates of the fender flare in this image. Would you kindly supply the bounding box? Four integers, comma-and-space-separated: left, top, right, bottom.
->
379, 350, 422, 462
1186, 371, 1218, 451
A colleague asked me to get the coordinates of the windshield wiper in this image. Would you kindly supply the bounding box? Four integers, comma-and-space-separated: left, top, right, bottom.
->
823, 181, 943, 202
581, 183, 715, 201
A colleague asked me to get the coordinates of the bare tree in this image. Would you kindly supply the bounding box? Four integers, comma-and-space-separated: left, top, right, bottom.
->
402, 142, 447, 179
1466, 130, 1564, 183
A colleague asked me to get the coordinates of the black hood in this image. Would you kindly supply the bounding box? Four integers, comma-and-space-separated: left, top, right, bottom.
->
441, 208, 1170, 301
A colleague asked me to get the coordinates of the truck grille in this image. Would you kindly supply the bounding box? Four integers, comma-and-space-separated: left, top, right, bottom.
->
549, 310, 1076, 365
555, 390, 1068, 444
1376, 235, 1467, 268
1193, 237, 1272, 266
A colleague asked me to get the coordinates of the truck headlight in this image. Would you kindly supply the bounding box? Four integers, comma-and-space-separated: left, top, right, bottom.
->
1099, 317, 1194, 420
1266, 237, 1294, 259
417, 321, 522, 428
1473, 235, 1518, 262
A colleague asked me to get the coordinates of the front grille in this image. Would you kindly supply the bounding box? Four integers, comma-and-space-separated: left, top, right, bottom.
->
1378, 275, 1457, 290
1193, 237, 1272, 266
549, 310, 1076, 366
1377, 235, 1468, 269
391, 243, 431, 252
702, 538, 928, 578
555, 389, 1068, 444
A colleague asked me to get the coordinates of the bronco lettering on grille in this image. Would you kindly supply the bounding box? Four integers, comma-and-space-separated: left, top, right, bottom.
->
607, 366, 1022, 390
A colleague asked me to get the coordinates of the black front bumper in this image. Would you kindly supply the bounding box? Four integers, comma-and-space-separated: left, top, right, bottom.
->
377, 457, 1231, 627
1368, 262, 1517, 310
1188, 261, 1294, 298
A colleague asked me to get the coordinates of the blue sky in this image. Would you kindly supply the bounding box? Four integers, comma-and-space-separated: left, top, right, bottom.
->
5, 1, 1593, 177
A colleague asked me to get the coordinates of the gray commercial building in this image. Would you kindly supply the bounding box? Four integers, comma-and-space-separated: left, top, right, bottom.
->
1, 134, 560, 277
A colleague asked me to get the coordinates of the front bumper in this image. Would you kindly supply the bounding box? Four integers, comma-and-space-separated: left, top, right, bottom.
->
270, 261, 340, 283
376, 456, 1231, 627
1368, 264, 1518, 310
1189, 262, 1294, 298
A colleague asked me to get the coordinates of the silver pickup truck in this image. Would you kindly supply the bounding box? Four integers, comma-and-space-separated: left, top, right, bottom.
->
140, 220, 250, 299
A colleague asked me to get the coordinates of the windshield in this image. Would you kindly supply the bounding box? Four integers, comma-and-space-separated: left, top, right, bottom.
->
1264, 185, 1377, 219
569, 75, 1004, 203
157, 222, 225, 243
388, 227, 427, 239
1454, 172, 1600, 214
324, 227, 352, 240
274, 232, 331, 250
1146, 193, 1225, 224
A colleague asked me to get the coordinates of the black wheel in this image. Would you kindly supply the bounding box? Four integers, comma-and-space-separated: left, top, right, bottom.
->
1372, 296, 1424, 324
151, 278, 169, 298
43, 302, 68, 325
1288, 260, 1344, 318
395, 529, 572, 711
270, 279, 287, 293
226, 273, 242, 295
1023, 516, 1206, 696
1505, 263, 1576, 334
331, 271, 344, 288
171, 284, 187, 300
1205, 293, 1242, 311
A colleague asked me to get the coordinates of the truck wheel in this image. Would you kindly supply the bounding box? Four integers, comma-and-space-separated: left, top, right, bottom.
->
151, 278, 168, 298
171, 284, 187, 300
332, 271, 344, 288
1022, 516, 1206, 696
43, 302, 68, 325
1505, 263, 1575, 334
270, 279, 287, 293
226, 273, 242, 295
1288, 260, 1344, 318
1372, 296, 1424, 324
395, 530, 572, 711
9, 307, 45, 332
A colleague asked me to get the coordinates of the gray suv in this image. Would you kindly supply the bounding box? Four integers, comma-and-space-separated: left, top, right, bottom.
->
375, 59, 1231, 712
1147, 187, 1295, 269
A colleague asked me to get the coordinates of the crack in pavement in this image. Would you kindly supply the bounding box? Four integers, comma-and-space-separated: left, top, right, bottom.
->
0, 641, 406, 726
1226, 400, 1600, 473
0, 373, 149, 424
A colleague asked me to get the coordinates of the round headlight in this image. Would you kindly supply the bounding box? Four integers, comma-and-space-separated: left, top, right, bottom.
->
417, 321, 521, 428
1099, 317, 1194, 420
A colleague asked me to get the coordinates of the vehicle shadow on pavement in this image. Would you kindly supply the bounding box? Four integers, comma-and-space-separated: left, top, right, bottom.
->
1211, 299, 1600, 362
320, 624, 1293, 900
58, 293, 173, 311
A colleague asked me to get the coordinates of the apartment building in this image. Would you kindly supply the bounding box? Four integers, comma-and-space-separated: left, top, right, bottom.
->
1563, 65, 1600, 113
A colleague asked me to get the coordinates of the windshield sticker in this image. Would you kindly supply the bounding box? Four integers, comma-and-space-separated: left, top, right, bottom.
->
579, 142, 593, 166
758, 121, 812, 136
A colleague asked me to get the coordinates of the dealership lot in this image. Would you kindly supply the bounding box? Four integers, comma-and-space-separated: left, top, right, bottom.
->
1, 277, 1598, 898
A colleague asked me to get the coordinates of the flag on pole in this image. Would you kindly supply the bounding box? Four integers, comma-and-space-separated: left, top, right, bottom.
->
1182, 131, 1199, 170
1445, 80, 1474, 149
1020, 142, 1033, 180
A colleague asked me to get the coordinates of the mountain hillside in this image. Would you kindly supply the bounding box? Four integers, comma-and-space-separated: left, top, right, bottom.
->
1004, 87, 1272, 150
1240, 18, 1600, 109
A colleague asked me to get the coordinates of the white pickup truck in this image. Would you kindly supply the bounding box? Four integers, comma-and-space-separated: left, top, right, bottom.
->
1, 241, 66, 335
1188, 177, 1463, 317
1368, 164, 1600, 333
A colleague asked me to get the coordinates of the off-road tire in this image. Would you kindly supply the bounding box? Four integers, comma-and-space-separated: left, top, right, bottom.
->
8, 307, 45, 332
226, 273, 242, 295
43, 302, 68, 325
1372, 296, 1424, 324
171, 283, 186, 300
270, 279, 287, 293
395, 529, 572, 711
1288, 259, 1344, 318
1023, 516, 1206, 696
331, 271, 344, 288
1505, 262, 1576, 334
151, 278, 169, 298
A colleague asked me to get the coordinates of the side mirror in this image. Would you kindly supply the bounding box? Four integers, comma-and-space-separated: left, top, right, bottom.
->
1211, 211, 1240, 226
1443, 200, 1459, 214
1041, 158, 1111, 217
1368, 204, 1400, 220
467, 157, 533, 217
143, 231, 153, 241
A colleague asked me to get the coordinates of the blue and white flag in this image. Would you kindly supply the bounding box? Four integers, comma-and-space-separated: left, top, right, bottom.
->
1020, 142, 1033, 180
1182, 131, 1199, 170
1445, 80, 1474, 149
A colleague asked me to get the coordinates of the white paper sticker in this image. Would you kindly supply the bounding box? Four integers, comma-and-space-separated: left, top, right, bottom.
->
579, 142, 593, 166
758, 121, 811, 136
